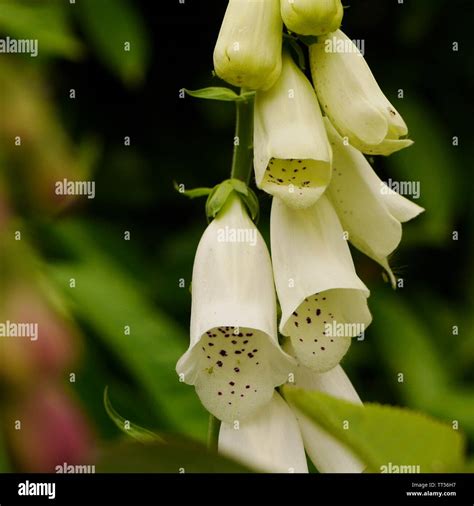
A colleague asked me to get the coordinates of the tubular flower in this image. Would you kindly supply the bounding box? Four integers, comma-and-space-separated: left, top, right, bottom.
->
324, 119, 424, 286
309, 30, 413, 156
271, 195, 372, 372
283, 349, 365, 473
219, 391, 308, 473
254, 51, 332, 209
213, 0, 282, 90
280, 0, 344, 36
176, 196, 294, 423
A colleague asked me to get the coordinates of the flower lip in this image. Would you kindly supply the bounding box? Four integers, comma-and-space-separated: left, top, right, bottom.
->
177, 325, 295, 423
260, 157, 332, 209
281, 288, 369, 372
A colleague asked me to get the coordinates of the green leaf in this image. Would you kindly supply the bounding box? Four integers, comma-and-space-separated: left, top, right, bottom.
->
97, 438, 253, 473
173, 181, 212, 199
104, 387, 162, 443
0, 1, 82, 59
370, 289, 449, 409
185, 87, 255, 102
284, 387, 465, 473
47, 221, 208, 440
77, 0, 150, 85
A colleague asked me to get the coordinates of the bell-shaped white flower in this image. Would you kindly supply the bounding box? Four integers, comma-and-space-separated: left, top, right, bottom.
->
310, 30, 413, 156
219, 391, 308, 473
281, 0, 343, 36
271, 195, 372, 372
213, 0, 282, 90
254, 51, 332, 209
176, 196, 294, 423
325, 119, 424, 286
285, 351, 365, 473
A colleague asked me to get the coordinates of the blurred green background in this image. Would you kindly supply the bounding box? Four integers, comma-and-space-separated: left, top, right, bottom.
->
0, 0, 473, 472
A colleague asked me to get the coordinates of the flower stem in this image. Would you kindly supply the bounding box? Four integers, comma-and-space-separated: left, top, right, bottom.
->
230, 90, 255, 184
207, 414, 221, 452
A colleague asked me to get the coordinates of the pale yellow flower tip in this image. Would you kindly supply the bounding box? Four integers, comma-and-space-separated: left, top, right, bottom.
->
310, 30, 413, 156
213, 0, 282, 90
281, 0, 344, 36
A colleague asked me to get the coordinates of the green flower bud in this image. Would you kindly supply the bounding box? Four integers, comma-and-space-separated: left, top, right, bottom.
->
213, 0, 283, 90
281, 0, 343, 36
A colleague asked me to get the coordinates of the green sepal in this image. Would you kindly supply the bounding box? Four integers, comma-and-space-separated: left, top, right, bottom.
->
184, 87, 255, 103
298, 35, 319, 46
283, 37, 306, 71
104, 387, 162, 443
205, 179, 259, 223
173, 181, 212, 199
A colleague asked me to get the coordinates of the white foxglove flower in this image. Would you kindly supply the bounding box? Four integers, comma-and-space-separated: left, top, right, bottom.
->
325, 119, 424, 286
254, 51, 332, 209
310, 30, 413, 156
176, 196, 294, 423
285, 353, 365, 473
281, 0, 343, 36
271, 195, 372, 372
213, 0, 282, 90
219, 392, 308, 473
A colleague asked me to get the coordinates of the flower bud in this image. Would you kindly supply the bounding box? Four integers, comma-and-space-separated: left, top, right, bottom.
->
213, 0, 283, 90
281, 0, 343, 36
254, 51, 332, 208
310, 30, 413, 155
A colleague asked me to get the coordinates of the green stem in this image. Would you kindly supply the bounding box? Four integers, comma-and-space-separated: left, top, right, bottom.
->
230, 90, 255, 184
207, 414, 221, 452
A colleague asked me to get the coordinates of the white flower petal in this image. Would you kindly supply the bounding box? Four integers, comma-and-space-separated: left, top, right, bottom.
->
310, 30, 412, 156
219, 392, 308, 473
213, 0, 282, 90
271, 195, 371, 372
284, 352, 365, 473
280, 0, 343, 36
254, 51, 332, 209
176, 197, 294, 423
325, 119, 424, 286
